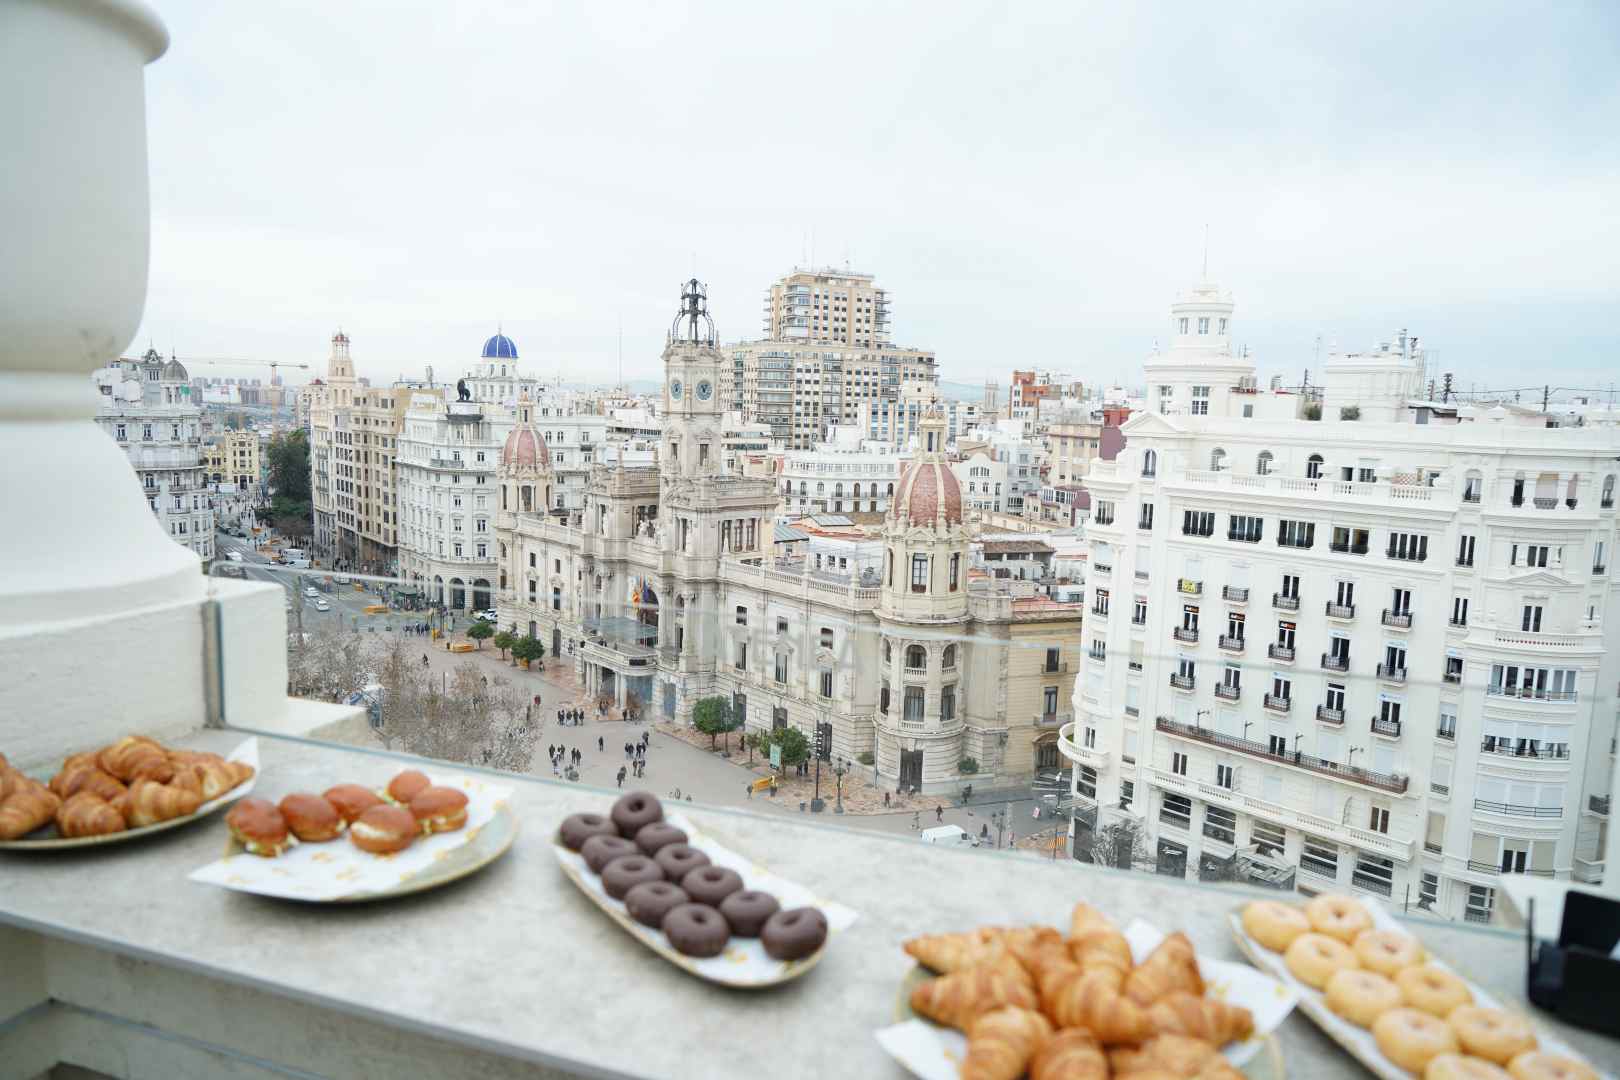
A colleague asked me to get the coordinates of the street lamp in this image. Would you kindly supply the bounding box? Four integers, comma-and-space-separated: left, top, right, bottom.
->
832, 757, 850, 814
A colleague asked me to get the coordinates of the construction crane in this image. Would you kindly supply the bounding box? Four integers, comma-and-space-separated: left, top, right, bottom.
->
171, 355, 311, 384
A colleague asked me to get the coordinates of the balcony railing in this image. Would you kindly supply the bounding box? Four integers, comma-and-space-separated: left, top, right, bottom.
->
1268, 643, 1295, 662
1263, 693, 1292, 713
1381, 609, 1412, 629
1443, 671, 1462, 685
1431, 781, 1450, 797
1467, 860, 1500, 875
1437, 725, 1456, 741
1591, 794, 1611, 816
1486, 686, 1578, 703
1172, 626, 1199, 644
1480, 740, 1570, 761
1177, 579, 1203, 596
1316, 705, 1344, 726
1154, 716, 1408, 793
1603, 497, 1615, 509
1090, 604, 1108, 617
1169, 673, 1195, 691
1533, 497, 1558, 509
1035, 711, 1072, 728
1325, 601, 1355, 619
1464, 909, 1493, 924
1425, 841, 1443, 854
1449, 618, 1468, 629
1044, 661, 1071, 674
1130, 615, 1146, 627
1222, 586, 1249, 602
1377, 664, 1407, 684
1371, 715, 1402, 738
1272, 593, 1299, 611
1320, 652, 1349, 672
1329, 543, 1369, 555
1463, 492, 1481, 504
1386, 546, 1427, 562
1218, 634, 1245, 652
1351, 870, 1393, 897
1596, 565, 1607, 575
1474, 799, 1562, 818
1214, 683, 1241, 701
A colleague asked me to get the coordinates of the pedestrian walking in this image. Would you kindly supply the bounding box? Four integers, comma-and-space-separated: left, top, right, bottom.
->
616, 766, 626, 788
912, 811, 920, 830
883, 792, 891, 809
936, 805, 944, 823
598, 736, 604, 752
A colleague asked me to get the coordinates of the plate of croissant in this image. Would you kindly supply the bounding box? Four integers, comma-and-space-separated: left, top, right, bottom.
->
876, 902, 1295, 1080
0, 737, 257, 848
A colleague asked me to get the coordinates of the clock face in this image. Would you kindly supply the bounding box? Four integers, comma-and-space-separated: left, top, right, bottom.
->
670, 379, 683, 400
696, 380, 712, 401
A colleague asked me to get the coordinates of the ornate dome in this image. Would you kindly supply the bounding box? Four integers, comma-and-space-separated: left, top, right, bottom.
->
500, 396, 548, 474
160, 357, 189, 381
482, 332, 519, 360
893, 459, 963, 526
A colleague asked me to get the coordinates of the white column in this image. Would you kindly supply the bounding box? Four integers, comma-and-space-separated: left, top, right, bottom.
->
0, 1, 187, 629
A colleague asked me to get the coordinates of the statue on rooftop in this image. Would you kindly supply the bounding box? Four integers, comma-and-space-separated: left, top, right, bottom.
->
456, 378, 471, 402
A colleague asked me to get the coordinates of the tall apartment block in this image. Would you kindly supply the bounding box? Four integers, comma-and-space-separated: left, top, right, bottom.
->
1066, 282, 1617, 924
724, 267, 937, 450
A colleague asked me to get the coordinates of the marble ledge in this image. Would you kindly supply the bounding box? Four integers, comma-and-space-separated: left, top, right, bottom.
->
1, 727, 1613, 1079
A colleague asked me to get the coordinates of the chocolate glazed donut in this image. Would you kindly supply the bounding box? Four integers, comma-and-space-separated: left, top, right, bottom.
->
611, 791, 663, 838
680, 865, 744, 908
559, 812, 618, 852
624, 881, 690, 929
718, 890, 780, 938
601, 854, 664, 900
633, 821, 688, 857
761, 907, 828, 961
662, 903, 730, 958
581, 834, 638, 874
654, 842, 710, 882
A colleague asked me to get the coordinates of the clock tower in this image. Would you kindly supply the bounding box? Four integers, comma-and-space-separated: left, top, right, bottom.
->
661, 279, 726, 481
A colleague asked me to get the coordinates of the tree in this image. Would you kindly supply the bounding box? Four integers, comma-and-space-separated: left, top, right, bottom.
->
466, 620, 494, 649
286, 624, 370, 703
369, 639, 538, 772
691, 696, 733, 750
492, 630, 515, 660
755, 725, 809, 775
266, 429, 313, 539
511, 635, 544, 669
1303, 402, 1322, 421
1087, 815, 1153, 872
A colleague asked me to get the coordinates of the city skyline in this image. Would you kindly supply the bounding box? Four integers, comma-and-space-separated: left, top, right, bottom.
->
131, 3, 1618, 390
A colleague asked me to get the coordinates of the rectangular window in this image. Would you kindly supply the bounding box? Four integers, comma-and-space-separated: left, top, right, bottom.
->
910, 554, 929, 592
1280, 573, 1300, 600
1331, 526, 1370, 554
1521, 604, 1543, 632
1369, 806, 1390, 834
948, 553, 960, 591
735, 641, 747, 669
735, 606, 747, 626
1388, 532, 1428, 561
1228, 514, 1263, 543
1420, 873, 1439, 907
1301, 836, 1339, 880
774, 653, 788, 683
1138, 503, 1155, 530
903, 686, 925, 722
1182, 510, 1214, 537
1132, 600, 1147, 625
1277, 519, 1315, 548
1251, 820, 1286, 856
1214, 764, 1234, 789
941, 685, 955, 721
1171, 751, 1188, 776
1451, 596, 1469, 627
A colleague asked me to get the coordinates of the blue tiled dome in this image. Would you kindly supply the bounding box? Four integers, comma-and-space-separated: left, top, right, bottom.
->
482, 332, 519, 359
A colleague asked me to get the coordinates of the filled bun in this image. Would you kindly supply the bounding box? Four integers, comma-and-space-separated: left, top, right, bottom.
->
350, 804, 417, 854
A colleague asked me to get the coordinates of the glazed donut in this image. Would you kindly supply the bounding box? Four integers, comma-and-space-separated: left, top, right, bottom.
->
1506, 1051, 1598, 1080
1284, 932, 1360, 989
1448, 1007, 1537, 1066
1305, 894, 1374, 944
1354, 928, 1425, 977
1426, 1053, 1513, 1080
1324, 968, 1403, 1028
1373, 1007, 1460, 1074
1242, 900, 1311, 953
1396, 964, 1474, 1019
610, 791, 663, 838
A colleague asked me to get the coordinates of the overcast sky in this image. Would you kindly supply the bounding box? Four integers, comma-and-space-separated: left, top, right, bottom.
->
133, 2, 1619, 395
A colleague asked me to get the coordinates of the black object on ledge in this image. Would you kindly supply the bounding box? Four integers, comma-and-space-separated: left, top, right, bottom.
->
1525, 891, 1620, 1037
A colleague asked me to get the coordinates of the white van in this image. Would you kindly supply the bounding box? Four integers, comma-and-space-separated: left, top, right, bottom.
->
920, 825, 975, 847
226, 551, 243, 562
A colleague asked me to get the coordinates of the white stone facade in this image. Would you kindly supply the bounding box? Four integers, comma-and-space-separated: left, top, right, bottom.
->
93, 350, 215, 564
778, 425, 909, 518
1070, 283, 1619, 919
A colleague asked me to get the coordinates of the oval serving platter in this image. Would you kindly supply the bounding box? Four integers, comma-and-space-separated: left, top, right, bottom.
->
0, 737, 259, 851
551, 810, 855, 988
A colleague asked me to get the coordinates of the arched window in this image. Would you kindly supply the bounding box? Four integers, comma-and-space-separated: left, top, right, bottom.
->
851, 483, 861, 498
906, 645, 927, 669
1211, 448, 1227, 472
1256, 451, 1274, 476
834, 482, 843, 497
799, 481, 807, 496
1306, 454, 1324, 480
1142, 449, 1157, 477
943, 644, 957, 668
1604, 475, 1615, 507
887, 550, 893, 585
883, 640, 892, 664
816, 482, 824, 495
1463, 470, 1483, 502
887, 482, 895, 496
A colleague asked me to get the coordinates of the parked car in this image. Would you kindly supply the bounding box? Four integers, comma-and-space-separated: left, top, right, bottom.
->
474, 609, 498, 622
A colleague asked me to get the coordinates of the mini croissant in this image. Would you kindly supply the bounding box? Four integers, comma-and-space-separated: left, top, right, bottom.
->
1030, 1028, 1108, 1080
1042, 965, 1153, 1045
49, 764, 128, 803
1145, 991, 1255, 1045
961, 1006, 1053, 1080
114, 778, 202, 827
909, 955, 1038, 1031
98, 736, 175, 784
1124, 931, 1205, 1006
1068, 903, 1133, 990
904, 927, 1010, 973
56, 792, 127, 838
0, 780, 62, 840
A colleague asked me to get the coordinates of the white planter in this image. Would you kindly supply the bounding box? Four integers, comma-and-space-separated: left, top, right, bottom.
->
0, 1, 193, 627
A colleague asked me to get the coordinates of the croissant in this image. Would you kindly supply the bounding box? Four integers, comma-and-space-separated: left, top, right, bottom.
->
1068, 903, 1133, 990
56, 792, 127, 838
909, 955, 1038, 1031
0, 780, 62, 840
961, 1006, 1053, 1080
1030, 1027, 1108, 1080
1124, 932, 1204, 1006
114, 779, 202, 827
48, 764, 128, 802
1109, 1034, 1222, 1077
1042, 966, 1152, 1045
905, 927, 1011, 973
0, 766, 19, 802
1145, 992, 1254, 1045
98, 736, 175, 784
